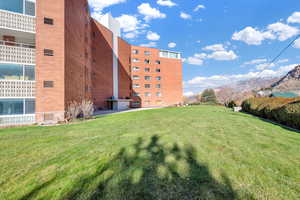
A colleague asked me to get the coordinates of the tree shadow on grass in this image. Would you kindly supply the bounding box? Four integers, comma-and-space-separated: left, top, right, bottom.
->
64, 135, 254, 200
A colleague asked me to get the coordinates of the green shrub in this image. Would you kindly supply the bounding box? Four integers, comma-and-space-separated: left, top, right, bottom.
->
242, 97, 300, 129
226, 101, 237, 108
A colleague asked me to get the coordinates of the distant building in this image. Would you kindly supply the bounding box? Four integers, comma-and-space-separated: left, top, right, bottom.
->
0, 0, 183, 126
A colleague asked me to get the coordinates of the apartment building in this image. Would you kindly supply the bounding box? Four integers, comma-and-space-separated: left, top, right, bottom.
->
0, 0, 183, 127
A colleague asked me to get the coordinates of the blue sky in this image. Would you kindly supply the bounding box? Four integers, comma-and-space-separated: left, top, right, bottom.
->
88, 0, 300, 96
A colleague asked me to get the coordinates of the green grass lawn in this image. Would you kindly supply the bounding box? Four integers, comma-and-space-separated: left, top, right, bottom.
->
0, 106, 299, 200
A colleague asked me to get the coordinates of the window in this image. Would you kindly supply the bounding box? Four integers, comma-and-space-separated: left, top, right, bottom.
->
133, 92, 140, 97
0, 0, 23, 15
144, 68, 150, 72
133, 84, 140, 88
0, 64, 23, 80
144, 51, 151, 56
145, 84, 151, 88
132, 66, 140, 71
156, 76, 161, 81
159, 50, 181, 59
156, 84, 161, 89
156, 68, 161, 72
44, 17, 54, 25
24, 0, 35, 16
156, 92, 162, 97
144, 59, 150, 64
145, 76, 151, 81
0, 98, 35, 116
44, 49, 54, 56
132, 75, 140, 80
132, 49, 139, 54
132, 101, 140, 106
24, 65, 35, 80
156, 60, 161, 65
132, 58, 140, 63
0, 64, 35, 81
145, 92, 151, 97
44, 81, 54, 88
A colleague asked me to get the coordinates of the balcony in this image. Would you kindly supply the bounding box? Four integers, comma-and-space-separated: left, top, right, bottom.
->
0, 40, 35, 65
0, 80, 35, 98
0, 9, 35, 33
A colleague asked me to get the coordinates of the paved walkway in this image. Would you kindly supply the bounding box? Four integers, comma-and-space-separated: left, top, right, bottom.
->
93, 107, 164, 116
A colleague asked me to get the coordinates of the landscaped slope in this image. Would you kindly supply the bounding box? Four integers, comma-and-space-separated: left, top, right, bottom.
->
0, 106, 299, 200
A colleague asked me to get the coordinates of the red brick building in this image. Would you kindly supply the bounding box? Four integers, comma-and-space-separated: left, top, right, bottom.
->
0, 0, 183, 126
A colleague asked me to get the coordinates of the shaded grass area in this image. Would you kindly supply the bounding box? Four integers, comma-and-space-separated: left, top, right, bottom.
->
0, 106, 299, 200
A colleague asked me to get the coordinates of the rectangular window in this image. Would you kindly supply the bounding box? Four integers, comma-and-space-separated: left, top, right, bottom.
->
144, 51, 151, 56
156, 60, 161, 65
0, 64, 23, 80
132, 58, 140, 63
24, 65, 35, 80
132, 75, 140, 80
44, 81, 54, 88
24, 0, 35, 16
44, 49, 54, 56
132, 66, 140, 71
44, 17, 54, 25
156, 84, 161, 89
0, 99, 23, 115
132, 101, 140, 106
144, 59, 150, 64
132, 49, 139, 54
156, 68, 161, 72
145, 92, 151, 97
25, 99, 35, 114
144, 68, 150, 72
156, 92, 162, 97
156, 76, 161, 81
0, 0, 23, 14
133, 84, 140, 88
133, 92, 140, 97
145, 76, 151, 81
145, 84, 151, 88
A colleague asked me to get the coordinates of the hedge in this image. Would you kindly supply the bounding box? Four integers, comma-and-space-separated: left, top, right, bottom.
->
242, 97, 300, 130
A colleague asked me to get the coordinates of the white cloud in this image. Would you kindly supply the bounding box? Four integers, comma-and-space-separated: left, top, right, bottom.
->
140, 42, 157, 48
185, 56, 204, 66
243, 58, 267, 65
157, 0, 177, 7
168, 42, 176, 48
138, 3, 166, 22
232, 26, 275, 45
207, 50, 238, 61
287, 12, 300, 23
180, 12, 192, 20
255, 63, 275, 71
194, 5, 205, 12
267, 22, 299, 41
277, 59, 289, 64
89, 0, 127, 12
115, 14, 140, 32
293, 38, 300, 48
146, 31, 160, 41
91, 12, 104, 22
203, 44, 225, 51
184, 91, 195, 97
185, 64, 298, 91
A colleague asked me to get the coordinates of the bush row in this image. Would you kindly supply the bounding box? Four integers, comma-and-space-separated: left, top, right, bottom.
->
242, 97, 300, 130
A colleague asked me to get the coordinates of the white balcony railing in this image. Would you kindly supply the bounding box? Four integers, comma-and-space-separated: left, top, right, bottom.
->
0, 40, 35, 65
0, 114, 35, 127
0, 80, 35, 98
0, 9, 35, 33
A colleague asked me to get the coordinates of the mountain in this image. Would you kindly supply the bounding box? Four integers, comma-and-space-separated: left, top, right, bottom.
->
271, 65, 300, 93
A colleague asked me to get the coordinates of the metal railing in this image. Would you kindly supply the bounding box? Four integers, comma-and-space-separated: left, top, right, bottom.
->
0, 40, 35, 65
0, 80, 35, 98
0, 9, 35, 33
0, 114, 35, 126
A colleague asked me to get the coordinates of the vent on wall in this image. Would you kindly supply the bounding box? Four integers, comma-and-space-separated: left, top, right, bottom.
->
44, 17, 54, 25
44, 49, 54, 56
43, 81, 54, 88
